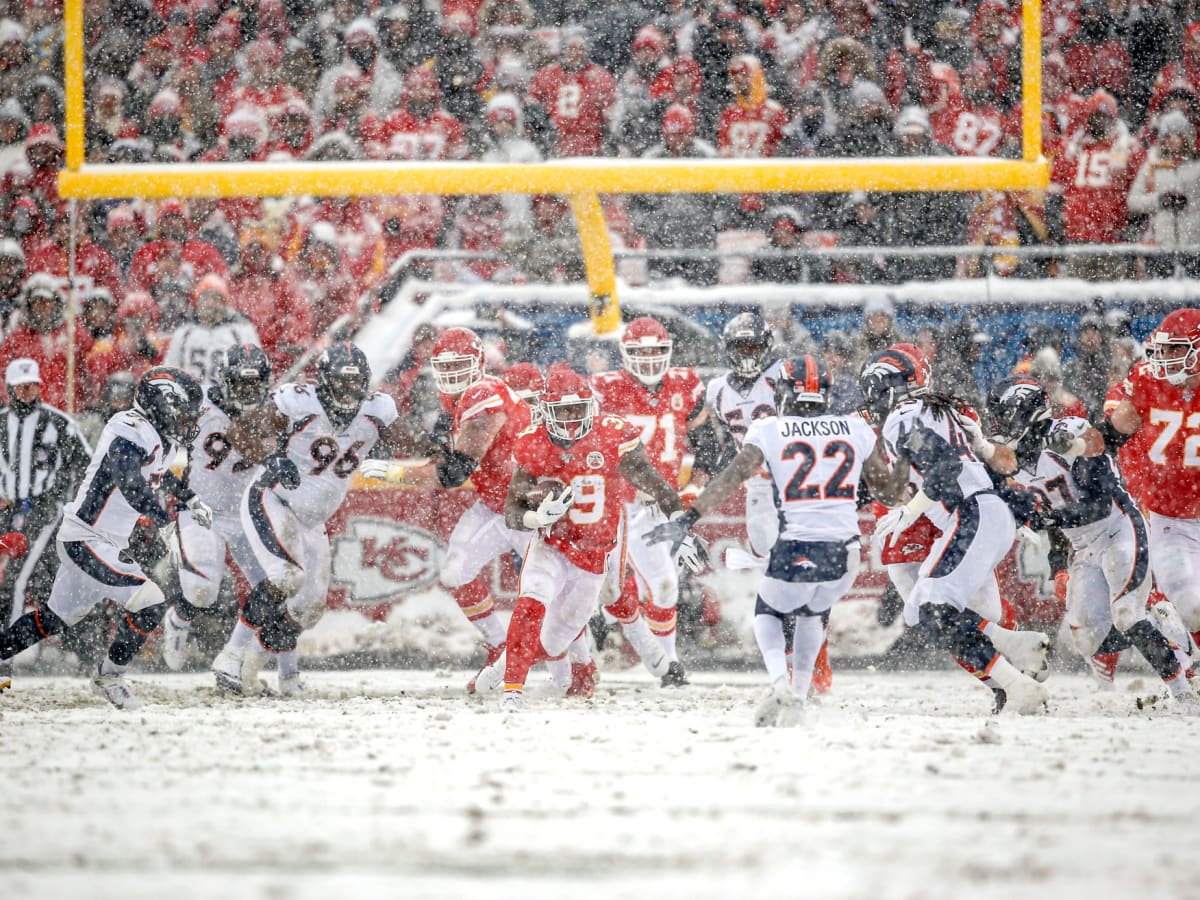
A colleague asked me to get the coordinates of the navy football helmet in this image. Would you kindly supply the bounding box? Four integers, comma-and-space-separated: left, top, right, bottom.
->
722, 312, 774, 381
858, 345, 930, 421
316, 342, 371, 423
135, 366, 203, 444
218, 343, 272, 413
775, 354, 830, 415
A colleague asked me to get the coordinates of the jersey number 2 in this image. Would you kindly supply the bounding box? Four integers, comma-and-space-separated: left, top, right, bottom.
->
782, 440, 856, 501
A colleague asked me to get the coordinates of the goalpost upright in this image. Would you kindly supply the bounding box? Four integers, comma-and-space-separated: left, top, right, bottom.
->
58, 0, 1045, 336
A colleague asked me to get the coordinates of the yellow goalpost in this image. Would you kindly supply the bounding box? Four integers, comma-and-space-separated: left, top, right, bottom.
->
57, 0, 1046, 335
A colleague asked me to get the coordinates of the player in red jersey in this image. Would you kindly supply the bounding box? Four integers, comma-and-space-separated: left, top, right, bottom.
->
528, 31, 617, 157
474, 367, 687, 709
590, 317, 710, 685
360, 327, 532, 690
1104, 309, 1200, 644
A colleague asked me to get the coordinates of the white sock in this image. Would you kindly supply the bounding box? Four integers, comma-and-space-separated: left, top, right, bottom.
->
620, 615, 667, 670
754, 613, 789, 685
656, 628, 679, 664
790, 615, 825, 700
546, 656, 571, 689
567, 632, 592, 665
167, 607, 192, 631
98, 657, 126, 676
981, 621, 1006, 640
226, 619, 257, 655
277, 649, 300, 679
477, 613, 507, 648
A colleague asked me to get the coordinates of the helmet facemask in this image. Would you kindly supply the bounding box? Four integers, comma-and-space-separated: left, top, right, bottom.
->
431, 352, 482, 394
621, 340, 672, 386
1148, 334, 1200, 385
221, 366, 268, 413
542, 395, 595, 443
727, 337, 769, 381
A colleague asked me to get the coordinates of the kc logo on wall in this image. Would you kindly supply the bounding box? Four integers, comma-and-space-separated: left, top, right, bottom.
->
331, 518, 443, 606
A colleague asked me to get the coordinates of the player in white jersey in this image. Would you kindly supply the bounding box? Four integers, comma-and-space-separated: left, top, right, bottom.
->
703, 312, 785, 558
984, 376, 1199, 711
649, 356, 880, 724
158, 345, 273, 670
210, 342, 410, 695
860, 346, 1051, 714
162, 274, 261, 384
0, 367, 212, 708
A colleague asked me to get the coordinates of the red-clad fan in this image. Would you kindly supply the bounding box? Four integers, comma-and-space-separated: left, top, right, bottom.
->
1104, 309, 1200, 645
293, 222, 363, 337
1146, 23, 1200, 123
268, 99, 314, 158
204, 18, 243, 115
360, 327, 536, 691
1050, 90, 1144, 251
127, 200, 228, 295
717, 54, 788, 159
528, 30, 617, 157
378, 66, 468, 161
220, 39, 305, 120
0, 275, 93, 411
590, 317, 710, 684
1062, 0, 1130, 101
375, 193, 446, 269
285, 196, 386, 293
472, 365, 686, 709
23, 210, 124, 303
227, 227, 312, 374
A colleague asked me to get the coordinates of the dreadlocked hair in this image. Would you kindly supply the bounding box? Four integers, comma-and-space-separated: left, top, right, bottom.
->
914, 391, 971, 422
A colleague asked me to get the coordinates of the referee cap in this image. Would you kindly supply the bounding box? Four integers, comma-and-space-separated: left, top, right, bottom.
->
5, 358, 40, 386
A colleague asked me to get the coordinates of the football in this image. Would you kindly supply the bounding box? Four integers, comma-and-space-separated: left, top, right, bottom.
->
523, 479, 566, 508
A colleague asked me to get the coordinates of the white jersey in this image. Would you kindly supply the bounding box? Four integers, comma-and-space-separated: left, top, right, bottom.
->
269, 382, 397, 527
59, 409, 178, 549
880, 399, 994, 532
1009, 416, 1127, 550
188, 385, 261, 516
705, 360, 784, 447
163, 318, 261, 384
745, 412, 877, 541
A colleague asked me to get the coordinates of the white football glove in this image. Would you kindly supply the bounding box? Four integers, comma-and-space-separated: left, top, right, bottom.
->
185, 496, 213, 529
359, 459, 406, 483
955, 412, 995, 461
675, 533, 709, 574
524, 486, 575, 529
873, 505, 916, 548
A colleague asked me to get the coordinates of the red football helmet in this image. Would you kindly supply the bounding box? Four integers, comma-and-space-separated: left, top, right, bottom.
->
1147, 308, 1200, 385
541, 365, 595, 442
503, 362, 545, 424
620, 317, 673, 385
430, 327, 485, 395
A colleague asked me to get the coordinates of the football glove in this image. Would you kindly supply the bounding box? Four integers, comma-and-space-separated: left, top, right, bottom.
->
185, 496, 214, 528
259, 454, 301, 490
523, 485, 575, 530
645, 508, 700, 556
676, 532, 709, 575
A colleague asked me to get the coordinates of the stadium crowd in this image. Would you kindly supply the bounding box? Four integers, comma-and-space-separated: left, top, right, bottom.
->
0, 0, 1189, 416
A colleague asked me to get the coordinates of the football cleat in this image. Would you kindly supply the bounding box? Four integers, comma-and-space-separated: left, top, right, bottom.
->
472, 652, 507, 695
92, 660, 142, 710
566, 661, 596, 699
467, 642, 506, 693
1089, 652, 1120, 687
212, 647, 246, 694
159, 607, 192, 672
754, 678, 796, 727
278, 673, 307, 697
661, 660, 689, 687
1000, 672, 1049, 715
501, 689, 523, 712
990, 628, 1051, 681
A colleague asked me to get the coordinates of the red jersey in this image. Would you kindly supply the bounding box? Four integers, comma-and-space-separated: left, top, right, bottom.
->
589, 367, 702, 488
716, 99, 788, 158
1051, 127, 1144, 243
942, 105, 1005, 158
1111, 361, 1200, 519
379, 108, 468, 160
450, 375, 531, 515
512, 415, 642, 573
528, 63, 617, 157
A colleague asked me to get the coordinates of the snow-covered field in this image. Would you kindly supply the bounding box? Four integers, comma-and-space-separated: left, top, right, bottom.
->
2, 668, 1197, 900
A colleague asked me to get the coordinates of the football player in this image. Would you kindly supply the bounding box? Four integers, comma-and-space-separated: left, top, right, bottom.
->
159, 344, 273, 671
645, 355, 880, 725
857, 346, 1051, 713
210, 342, 408, 695
986, 376, 1198, 711
0, 367, 211, 709
475, 366, 687, 709
590, 317, 710, 685
705, 311, 833, 692
360, 328, 543, 692
1104, 309, 1200, 644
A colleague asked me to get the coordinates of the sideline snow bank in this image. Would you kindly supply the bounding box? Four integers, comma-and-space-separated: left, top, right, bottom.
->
2, 670, 1196, 900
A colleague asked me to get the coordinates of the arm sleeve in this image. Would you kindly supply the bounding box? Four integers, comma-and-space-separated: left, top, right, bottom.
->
688, 415, 736, 476
896, 422, 964, 505
106, 437, 171, 526
1044, 457, 1119, 529
161, 470, 196, 505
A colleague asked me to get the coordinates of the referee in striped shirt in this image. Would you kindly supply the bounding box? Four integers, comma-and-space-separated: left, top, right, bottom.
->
0, 359, 92, 627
